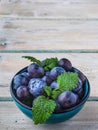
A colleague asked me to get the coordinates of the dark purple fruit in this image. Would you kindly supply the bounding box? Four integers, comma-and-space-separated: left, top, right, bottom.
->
59, 58, 72, 71
73, 78, 83, 97
28, 63, 44, 78
21, 72, 31, 80
50, 81, 58, 89
28, 78, 47, 97
42, 71, 53, 85
58, 91, 78, 108
50, 67, 66, 80
77, 71, 86, 84
42, 75, 53, 85
16, 86, 30, 99
54, 100, 63, 113
14, 74, 29, 90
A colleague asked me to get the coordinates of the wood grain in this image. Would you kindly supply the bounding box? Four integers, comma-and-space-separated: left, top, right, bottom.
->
0, 0, 98, 18
0, 20, 98, 50
0, 1, 97, 130
0, 53, 98, 97
0, 102, 98, 130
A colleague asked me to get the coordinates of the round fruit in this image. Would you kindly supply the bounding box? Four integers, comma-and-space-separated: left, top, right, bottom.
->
28, 63, 44, 78
50, 81, 58, 89
50, 67, 66, 80
42, 71, 53, 85
21, 72, 31, 80
28, 78, 47, 97
13, 74, 29, 90
77, 71, 86, 84
73, 78, 83, 97
58, 91, 78, 108
54, 100, 63, 113
59, 58, 72, 71
16, 86, 30, 99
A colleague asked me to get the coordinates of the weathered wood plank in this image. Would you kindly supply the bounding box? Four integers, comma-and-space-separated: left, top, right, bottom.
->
0, 20, 98, 50
0, 102, 98, 130
0, 53, 97, 97
0, 0, 98, 18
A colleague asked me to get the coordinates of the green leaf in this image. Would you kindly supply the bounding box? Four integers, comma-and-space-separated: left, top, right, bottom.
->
22, 56, 43, 67
57, 72, 78, 91
51, 89, 61, 99
32, 96, 56, 124
44, 86, 52, 97
44, 57, 58, 71
51, 72, 78, 99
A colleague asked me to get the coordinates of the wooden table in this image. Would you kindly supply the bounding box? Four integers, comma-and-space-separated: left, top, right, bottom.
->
0, 1, 98, 130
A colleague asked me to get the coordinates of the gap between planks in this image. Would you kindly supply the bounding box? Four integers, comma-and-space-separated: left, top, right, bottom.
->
0, 49, 98, 53
1, 17, 98, 21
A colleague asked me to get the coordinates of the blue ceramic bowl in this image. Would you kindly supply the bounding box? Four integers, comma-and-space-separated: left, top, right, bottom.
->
10, 67, 90, 124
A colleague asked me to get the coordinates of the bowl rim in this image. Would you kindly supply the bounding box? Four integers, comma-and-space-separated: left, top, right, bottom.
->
10, 66, 90, 114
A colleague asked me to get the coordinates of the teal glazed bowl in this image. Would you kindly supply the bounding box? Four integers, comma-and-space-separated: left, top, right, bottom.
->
10, 67, 90, 124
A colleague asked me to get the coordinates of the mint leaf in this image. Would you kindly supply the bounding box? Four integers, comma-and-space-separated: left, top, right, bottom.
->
44, 57, 58, 71
57, 72, 78, 91
32, 96, 56, 124
22, 56, 58, 71
51, 89, 61, 99
52, 72, 78, 99
44, 86, 52, 97
22, 56, 43, 67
